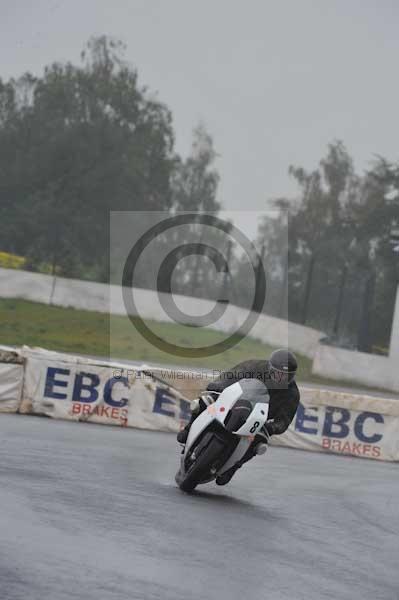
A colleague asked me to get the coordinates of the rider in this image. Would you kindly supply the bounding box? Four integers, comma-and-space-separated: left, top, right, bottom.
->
177, 348, 300, 485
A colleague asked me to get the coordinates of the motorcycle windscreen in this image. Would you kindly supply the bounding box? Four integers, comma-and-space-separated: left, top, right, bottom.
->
184, 381, 244, 454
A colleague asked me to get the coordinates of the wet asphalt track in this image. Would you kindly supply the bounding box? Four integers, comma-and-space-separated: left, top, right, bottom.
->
1, 414, 398, 600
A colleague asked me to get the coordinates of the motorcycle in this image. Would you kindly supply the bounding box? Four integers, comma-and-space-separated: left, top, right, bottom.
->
175, 378, 270, 492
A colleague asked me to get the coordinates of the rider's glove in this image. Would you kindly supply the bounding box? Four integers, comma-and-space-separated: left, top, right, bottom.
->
191, 392, 218, 413
264, 420, 276, 437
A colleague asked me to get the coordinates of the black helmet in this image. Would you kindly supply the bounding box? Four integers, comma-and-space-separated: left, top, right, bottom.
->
269, 349, 297, 385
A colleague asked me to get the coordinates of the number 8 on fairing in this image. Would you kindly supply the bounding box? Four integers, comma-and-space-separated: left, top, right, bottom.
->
250, 421, 260, 434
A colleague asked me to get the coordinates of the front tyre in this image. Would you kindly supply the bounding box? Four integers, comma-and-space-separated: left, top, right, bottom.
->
178, 436, 225, 493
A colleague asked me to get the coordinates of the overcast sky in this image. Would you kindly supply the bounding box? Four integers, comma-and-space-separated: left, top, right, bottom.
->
1, 0, 399, 214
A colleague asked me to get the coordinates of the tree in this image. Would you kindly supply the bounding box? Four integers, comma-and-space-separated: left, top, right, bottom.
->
0, 36, 177, 279
168, 124, 222, 297
257, 141, 399, 352
353, 160, 399, 349
278, 141, 359, 328
172, 123, 220, 213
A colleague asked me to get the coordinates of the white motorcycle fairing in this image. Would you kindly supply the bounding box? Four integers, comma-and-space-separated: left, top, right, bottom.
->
181, 380, 270, 480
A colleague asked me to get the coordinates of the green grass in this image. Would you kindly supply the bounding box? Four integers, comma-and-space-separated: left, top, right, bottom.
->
0, 298, 384, 391
0, 298, 281, 369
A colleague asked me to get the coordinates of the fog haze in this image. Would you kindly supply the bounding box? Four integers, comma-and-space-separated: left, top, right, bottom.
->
1, 0, 398, 209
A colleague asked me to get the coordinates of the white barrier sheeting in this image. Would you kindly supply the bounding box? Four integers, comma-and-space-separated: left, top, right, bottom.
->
20, 347, 190, 432
5, 346, 399, 461
0, 347, 24, 413
274, 387, 399, 462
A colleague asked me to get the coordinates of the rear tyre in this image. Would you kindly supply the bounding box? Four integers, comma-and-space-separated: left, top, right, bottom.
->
179, 436, 225, 493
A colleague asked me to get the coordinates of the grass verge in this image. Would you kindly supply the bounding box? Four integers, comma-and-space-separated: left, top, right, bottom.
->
0, 298, 388, 393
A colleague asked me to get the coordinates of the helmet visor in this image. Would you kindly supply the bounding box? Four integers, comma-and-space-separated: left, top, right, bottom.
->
269, 365, 296, 385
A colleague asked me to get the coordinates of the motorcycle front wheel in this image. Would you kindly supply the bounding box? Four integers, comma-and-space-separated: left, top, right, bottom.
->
177, 435, 226, 493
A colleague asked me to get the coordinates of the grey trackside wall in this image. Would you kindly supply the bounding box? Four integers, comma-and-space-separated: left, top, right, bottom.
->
312, 343, 399, 392
312, 285, 399, 393
389, 285, 399, 360
0, 268, 323, 359
4, 268, 399, 391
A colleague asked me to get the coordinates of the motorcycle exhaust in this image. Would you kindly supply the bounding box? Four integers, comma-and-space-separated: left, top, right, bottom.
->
255, 443, 268, 455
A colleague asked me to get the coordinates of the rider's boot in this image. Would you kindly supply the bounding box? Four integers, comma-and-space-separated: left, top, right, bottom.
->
215, 464, 240, 485
216, 443, 260, 485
